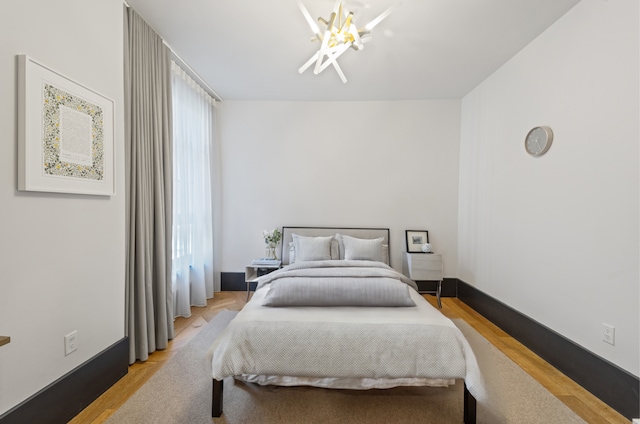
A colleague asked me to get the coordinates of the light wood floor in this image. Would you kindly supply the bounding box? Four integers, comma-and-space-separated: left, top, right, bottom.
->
70, 292, 628, 424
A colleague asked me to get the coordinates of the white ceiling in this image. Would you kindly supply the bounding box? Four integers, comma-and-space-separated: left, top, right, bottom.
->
126, 0, 581, 101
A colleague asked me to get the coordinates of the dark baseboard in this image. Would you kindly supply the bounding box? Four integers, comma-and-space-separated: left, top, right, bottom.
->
457, 280, 639, 420
221, 272, 246, 291
0, 337, 129, 424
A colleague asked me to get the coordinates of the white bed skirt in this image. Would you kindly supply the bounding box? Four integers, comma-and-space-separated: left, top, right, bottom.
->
236, 374, 456, 390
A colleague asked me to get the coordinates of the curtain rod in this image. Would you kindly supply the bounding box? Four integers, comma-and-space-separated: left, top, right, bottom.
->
166, 42, 224, 102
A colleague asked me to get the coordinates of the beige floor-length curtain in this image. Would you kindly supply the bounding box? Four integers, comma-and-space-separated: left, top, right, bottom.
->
124, 6, 174, 364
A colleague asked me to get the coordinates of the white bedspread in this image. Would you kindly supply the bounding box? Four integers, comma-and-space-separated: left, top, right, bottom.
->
210, 261, 485, 400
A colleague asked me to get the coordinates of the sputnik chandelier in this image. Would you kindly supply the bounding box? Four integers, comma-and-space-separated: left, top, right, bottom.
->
297, 0, 398, 83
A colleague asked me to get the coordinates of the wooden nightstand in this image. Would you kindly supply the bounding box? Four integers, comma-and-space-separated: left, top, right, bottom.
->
245, 262, 281, 300
402, 252, 443, 308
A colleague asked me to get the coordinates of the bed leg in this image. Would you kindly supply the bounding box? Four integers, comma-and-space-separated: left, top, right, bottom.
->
212, 378, 223, 417
463, 383, 476, 424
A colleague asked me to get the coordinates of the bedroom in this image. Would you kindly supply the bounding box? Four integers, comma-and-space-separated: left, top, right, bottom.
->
0, 0, 637, 422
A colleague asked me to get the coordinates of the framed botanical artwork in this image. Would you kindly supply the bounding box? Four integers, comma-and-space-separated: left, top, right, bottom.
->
17, 55, 115, 196
405, 230, 429, 253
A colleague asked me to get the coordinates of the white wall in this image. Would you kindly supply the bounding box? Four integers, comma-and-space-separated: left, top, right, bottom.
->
218, 100, 461, 275
458, 0, 639, 375
0, 0, 125, 414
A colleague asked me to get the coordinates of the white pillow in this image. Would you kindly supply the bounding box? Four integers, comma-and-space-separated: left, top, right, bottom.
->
288, 242, 296, 263
291, 234, 334, 262
289, 236, 340, 263
330, 238, 340, 259
381, 244, 389, 265
339, 234, 385, 262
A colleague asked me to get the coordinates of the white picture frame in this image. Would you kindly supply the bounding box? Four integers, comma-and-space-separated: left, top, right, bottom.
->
17, 55, 115, 196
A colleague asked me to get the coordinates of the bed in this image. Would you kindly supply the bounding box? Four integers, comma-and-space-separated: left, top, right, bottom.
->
210, 227, 483, 423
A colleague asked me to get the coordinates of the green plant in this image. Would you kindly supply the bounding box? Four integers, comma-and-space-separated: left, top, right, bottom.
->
262, 228, 282, 246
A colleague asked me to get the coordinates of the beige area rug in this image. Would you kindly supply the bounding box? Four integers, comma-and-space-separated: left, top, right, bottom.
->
106, 310, 586, 424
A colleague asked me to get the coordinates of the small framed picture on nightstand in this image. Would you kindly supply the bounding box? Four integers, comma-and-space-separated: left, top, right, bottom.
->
405, 230, 429, 253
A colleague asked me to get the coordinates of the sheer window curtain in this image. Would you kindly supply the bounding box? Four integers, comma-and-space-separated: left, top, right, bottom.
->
171, 61, 217, 318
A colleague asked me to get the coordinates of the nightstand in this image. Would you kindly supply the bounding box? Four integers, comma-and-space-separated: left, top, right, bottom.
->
402, 252, 443, 308
245, 262, 281, 300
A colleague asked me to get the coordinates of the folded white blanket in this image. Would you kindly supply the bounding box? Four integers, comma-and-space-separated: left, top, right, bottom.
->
259, 260, 418, 307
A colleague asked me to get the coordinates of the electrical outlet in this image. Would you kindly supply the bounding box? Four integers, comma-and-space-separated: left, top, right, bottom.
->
64, 330, 78, 356
602, 323, 615, 345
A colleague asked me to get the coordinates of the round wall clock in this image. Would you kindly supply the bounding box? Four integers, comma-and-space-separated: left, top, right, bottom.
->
525, 126, 553, 156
